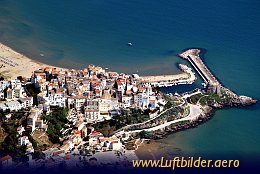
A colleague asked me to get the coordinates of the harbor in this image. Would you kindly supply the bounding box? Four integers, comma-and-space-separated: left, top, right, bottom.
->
140, 64, 196, 87
115, 48, 257, 139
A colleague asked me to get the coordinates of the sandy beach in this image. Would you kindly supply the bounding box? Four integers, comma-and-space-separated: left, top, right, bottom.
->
135, 139, 183, 160
140, 73, 189, 83
0, 43, 48, 79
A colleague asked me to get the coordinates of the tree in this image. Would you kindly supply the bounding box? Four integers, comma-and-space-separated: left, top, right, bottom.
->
139, 131, 152, 139
164, 101, 173, 109
50, 135, 60, 144
55, 123, 62, 131
44, 107, 69, 144
47, 123, 54, 135
28, 134, 38, 149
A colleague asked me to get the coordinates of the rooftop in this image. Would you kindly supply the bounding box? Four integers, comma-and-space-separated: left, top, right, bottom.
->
0, 155, 12, 161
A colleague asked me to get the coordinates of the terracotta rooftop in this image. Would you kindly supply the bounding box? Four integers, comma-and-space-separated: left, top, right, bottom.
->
17, 126, 23, 131
89, 131, 103, 137
0, 155, 12, 161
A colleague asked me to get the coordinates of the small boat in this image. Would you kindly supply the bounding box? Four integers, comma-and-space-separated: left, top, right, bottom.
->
127, 42, 133, 46
40, 53, 44, 57
201, 83, 207, 88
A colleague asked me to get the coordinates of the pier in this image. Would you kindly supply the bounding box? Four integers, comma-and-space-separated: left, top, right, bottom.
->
179, 49, 220, 86
179, 49, 221, 93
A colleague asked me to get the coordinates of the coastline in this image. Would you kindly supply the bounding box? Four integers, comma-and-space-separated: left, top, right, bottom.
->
0, 42, 257, 161
0, 43, 68, 80
134, 49, 257, 159
140, 73, 188, 82
0, 42, 193, 82
0, 43, 47, 79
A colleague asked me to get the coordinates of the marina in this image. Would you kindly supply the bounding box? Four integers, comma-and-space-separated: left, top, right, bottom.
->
141, 64, 196, 88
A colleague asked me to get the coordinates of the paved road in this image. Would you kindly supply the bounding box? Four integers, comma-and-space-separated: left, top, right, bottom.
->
117, 104, 202, 135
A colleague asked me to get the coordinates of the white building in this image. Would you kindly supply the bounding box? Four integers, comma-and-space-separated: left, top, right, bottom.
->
99, 98, 119, 115
67, 96, 87, 111
85, 98, 99, 110
5, 100, 22, 111
85, 109, 101, 122
121, 96, 132, 108
0, 80, 10, 92
0, 102, 8, 111
18, 136, 30, 146
18, 97, 33, 108
14, 86, 25, 98
6, 88, 14, 100
27, 108, 44, 132
43, 92, 66, 107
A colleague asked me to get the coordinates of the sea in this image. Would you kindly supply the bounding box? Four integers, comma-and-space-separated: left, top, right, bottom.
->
0, 0, 260, 166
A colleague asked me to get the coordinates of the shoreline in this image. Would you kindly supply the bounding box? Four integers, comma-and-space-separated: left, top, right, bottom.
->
140, 73, 188, 83
0, 42, 189, 80
0, 43, 68, 80
134, 98, 258, 160
0, 42, 47, 79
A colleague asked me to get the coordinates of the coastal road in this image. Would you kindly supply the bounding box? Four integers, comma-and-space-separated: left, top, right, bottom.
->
119, 104, 202, 135
181, 90, 202, 99
114, 99, 186, 134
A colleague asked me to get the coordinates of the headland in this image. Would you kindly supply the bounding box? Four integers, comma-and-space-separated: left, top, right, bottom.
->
117, 49, 257, 159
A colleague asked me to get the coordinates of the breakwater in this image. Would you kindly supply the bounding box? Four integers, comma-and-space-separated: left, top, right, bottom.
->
178, 49, 220, 86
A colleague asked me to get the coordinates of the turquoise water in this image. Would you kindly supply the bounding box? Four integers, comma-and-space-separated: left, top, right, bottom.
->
0, 0, 260, 159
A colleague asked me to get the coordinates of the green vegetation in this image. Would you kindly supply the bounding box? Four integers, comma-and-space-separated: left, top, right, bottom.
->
122, 108, 150, 124
0, 109, 47, 159
161, 93, 183, 109
139, 131, 152, 139
162, 93, 172, 102
189, 92, 232, 106
164, 101, 173, 109
42, 107, 69, 144
28, 134, 38, 149
189, 93, 203, 104
93, 120, 117, 137
0, 112, 27, 158
200, 93, 221, 106
125, 105, 186, 131
93, 108, 150, 136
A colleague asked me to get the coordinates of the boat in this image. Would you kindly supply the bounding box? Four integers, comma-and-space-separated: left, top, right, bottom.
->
40, 53, 44, 57
127, 42, 133, 46
174, 92, 180, 96
201, 82, 207, 88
